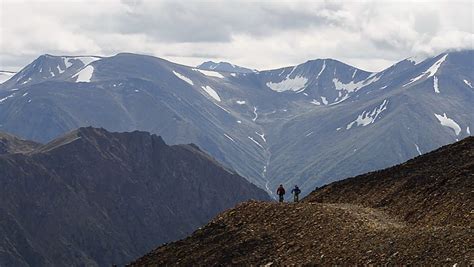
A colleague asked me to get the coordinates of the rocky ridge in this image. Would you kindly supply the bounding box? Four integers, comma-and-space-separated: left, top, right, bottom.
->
131, 137, 473, 265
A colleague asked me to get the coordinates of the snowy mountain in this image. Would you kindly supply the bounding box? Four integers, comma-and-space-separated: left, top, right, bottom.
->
0, 50, 472, 196
1, 54, 101, 88
197, 61, 255, 73
0, 70, 16, 84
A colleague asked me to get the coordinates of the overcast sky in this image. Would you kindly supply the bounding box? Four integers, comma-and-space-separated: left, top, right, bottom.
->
0, 0, 473, 72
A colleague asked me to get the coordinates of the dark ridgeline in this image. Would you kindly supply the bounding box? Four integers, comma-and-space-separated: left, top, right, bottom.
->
0, 127, 269, 266
131, 137, 473, 265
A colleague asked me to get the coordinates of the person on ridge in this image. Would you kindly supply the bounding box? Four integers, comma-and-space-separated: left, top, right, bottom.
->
276, 184, 285, 203
291, 185, 301, 202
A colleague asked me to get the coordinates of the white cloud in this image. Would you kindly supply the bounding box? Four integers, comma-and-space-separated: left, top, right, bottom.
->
0, 0, 472, 72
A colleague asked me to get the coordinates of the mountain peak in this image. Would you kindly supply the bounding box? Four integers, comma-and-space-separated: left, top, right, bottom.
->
197, 61, 255, 73
0, 128, 270, 265
35, 127, 167, 154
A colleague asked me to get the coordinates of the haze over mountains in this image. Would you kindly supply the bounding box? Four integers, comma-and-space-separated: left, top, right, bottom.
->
0, 127, 269, 266
0, 50, 472, 195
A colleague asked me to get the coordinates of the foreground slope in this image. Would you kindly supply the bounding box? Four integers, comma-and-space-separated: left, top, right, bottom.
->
0, 128, 269, 266
131, 137, 473, 265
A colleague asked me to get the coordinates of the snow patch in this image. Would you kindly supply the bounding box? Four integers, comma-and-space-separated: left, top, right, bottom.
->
63, 57, 73, 68
252, 107, 258, 122
255, 131, 266, 143
214, 103, 230, 113
463, 79, 473, 88
230, 73, 237, 77
333, 73, 379, 94
434, 113, 461, 136
320, 96, 328, 105
201, 85, 221, 102
467, 126, 471, 135
316, 60, 326, 80
0, 93, 15, 103
329, 94, 350, 106
224, 133, 235, 143
404, 54, 448, 87
56, 65, 64, 74
236, 100, 246, 105
194, 69, 224, 78
73, 65, 95, 82
248, 136, 264, 149
311, 99, 321, 105
346, 100, 389, 130
22, 92, 28, 97
21, 78, 32, 84
266, 76, 308, 92
74, 56, 101, 66
433, 76, 440, 93
237, 120, 242, 124
173, 71, 194, 85
305, 131, 313, 137
414, 144, 422, 155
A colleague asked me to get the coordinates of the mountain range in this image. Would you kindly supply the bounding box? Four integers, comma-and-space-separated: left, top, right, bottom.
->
0, 127, 269, 266
131, 136, 473, 265
0, 50, 472, 196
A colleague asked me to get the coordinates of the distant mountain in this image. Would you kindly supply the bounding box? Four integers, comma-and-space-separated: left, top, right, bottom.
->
0, 50, 472, 196
0, 127, 269, 266
197, 61, 255, 73
131, 137, 473, 265
0, 70, 16, 84
1, 54, 101, 88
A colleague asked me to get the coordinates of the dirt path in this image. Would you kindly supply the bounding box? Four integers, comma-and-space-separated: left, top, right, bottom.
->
323, 203, 406, 230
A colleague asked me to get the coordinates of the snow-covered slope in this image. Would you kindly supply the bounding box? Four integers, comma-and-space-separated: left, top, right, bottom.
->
0, 50, 472, 196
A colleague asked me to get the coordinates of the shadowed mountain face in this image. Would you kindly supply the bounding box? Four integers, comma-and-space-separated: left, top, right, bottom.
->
0, 127, 269, 266
0, 51, 472, 196
131, 137, 473, 266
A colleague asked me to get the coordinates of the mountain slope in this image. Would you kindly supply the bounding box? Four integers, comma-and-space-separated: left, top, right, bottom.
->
0, 50, 472, 196
0, 131, 40, 154
131, 137, 473, 265
0, 128, 269, 266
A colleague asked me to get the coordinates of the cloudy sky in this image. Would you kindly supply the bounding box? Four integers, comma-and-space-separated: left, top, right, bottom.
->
0, 0, 472, 72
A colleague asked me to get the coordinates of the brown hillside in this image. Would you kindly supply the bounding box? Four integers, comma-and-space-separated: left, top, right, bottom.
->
306, 136, 473, 227
0, 132, 40, 154
131, 137, 473, 266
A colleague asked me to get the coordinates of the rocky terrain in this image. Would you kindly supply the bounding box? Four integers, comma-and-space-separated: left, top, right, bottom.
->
0, 131, 39, 154
0, 127, 269, 266
131, 137, 473, 265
